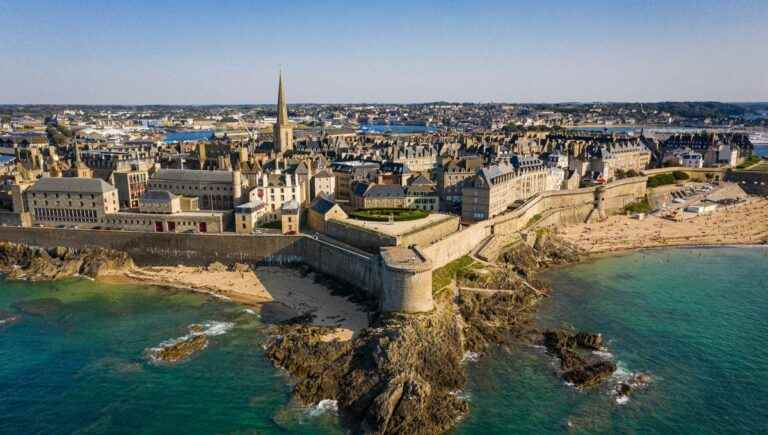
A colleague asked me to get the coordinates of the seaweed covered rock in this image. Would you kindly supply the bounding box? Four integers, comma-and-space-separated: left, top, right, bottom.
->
543, 328, 616, 388
147, 334, 209, 364
457, 289, 542, 352
0, 242, 133, 281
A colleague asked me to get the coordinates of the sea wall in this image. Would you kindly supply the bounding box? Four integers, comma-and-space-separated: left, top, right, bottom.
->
324, 219, 398, 252
421, 223, 490, 269
422, 177, 647, 268
0, 227, 383, 296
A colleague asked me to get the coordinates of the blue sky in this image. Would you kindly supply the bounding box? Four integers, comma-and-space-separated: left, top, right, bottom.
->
1, 0, 766, 104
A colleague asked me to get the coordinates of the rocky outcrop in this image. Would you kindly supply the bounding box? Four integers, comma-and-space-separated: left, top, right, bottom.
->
0, 242, 134, 281
265, 292, 469, 435
543, 329, 616, 388
457, 289, 542, 353
500, 232, 582, 278
147, 334, 209, 364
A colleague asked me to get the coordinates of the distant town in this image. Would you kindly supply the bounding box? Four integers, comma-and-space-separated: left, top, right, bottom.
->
4, 75, 768, 435
1, 74, 767, 242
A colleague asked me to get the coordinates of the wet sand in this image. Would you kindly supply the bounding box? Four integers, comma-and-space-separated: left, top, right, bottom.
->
102, 265, 368, 341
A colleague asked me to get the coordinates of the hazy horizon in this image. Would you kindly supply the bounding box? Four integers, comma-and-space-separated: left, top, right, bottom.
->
2, 0, 767, 105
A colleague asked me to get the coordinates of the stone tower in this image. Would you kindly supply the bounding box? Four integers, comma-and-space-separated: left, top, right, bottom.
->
273, 70, 294, 154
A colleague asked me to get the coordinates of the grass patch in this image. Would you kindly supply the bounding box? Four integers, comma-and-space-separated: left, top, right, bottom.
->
623, 197, 653, 214
526, 213, 542, 227
432, 255, 474, 293
349, 208, 429, 222
647, 173, 678, 188
738, 155, 762, 169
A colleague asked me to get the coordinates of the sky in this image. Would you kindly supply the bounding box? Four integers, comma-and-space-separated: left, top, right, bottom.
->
1, 0, 767, 104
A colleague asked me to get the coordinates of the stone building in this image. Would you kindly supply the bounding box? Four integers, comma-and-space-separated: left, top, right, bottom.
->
436, 156, 483, 207
280, 199, 300, 235
585, 141, 651, 181
138, 190, 181, 214
248, 171, 303, 222
310, 169, 336, 200
112, 170, 148, 209
26, 177, 119, 227
461, 156, 564, 221
351, 176, 438, 211
387, 143, 437, 173
661, 133, 753, 168
331, 161, 379, 201
234, 200, 267, 234
307, 196, 347, 233
148, 168, 242, 210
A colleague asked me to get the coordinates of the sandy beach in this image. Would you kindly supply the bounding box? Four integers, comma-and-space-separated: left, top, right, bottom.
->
557, 197, 768, 253
103, 264, 368, 341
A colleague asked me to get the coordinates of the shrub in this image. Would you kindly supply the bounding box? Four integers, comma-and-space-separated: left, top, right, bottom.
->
623, 197, 652, 214
349, 208, 429, 222
672, 170, 690, 180
647, 173, 676, 188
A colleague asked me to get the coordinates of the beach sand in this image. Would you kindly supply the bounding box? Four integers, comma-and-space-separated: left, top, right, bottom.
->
557, 197, 768, 253
102, 265, 368, 341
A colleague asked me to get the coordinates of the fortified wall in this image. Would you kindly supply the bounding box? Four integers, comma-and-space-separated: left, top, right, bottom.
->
421, 176, 648, 268
0, 177, 647, 314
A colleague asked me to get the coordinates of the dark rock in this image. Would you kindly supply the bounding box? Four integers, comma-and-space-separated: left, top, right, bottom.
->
544, 328, 616, 387
562, 360, 617, 388
0, 242, 133, 281
458, 289, 542, 352
574, 332, 604, 350
148, 334, 209, 363
264, 296, 468, 435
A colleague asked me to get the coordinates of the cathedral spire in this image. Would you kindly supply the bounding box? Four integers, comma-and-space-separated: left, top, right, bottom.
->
273, 68, 294, 153
277, 69, 288, 125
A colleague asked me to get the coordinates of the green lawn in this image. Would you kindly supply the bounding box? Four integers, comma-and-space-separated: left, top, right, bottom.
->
349, 208, 429, 222
432, 255, 475, 293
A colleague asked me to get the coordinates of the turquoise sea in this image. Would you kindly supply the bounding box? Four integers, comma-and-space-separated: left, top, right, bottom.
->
456, 247, 768, 434
1, 248, 767, 434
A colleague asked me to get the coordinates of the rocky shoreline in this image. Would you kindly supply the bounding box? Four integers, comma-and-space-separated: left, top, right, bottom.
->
0, 237, 632, 434
0, 242, 134, 281
261, 231, 627, 434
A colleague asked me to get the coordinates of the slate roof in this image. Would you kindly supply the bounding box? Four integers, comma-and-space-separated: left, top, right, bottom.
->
152, 168, 233, 183
309, 195, 337, 215
29, 176, 116, 194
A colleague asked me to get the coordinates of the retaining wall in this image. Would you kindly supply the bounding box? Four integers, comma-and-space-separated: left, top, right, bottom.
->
0, 227, 383, 296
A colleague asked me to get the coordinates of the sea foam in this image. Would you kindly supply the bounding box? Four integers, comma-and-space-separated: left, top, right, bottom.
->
308, 399, 338, 416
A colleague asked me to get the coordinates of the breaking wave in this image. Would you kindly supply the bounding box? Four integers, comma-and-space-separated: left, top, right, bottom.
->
308, 399, 338, 417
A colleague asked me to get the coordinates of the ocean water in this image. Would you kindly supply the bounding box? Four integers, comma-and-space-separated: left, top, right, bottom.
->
3, 248, 767, 434
0, 279, 341, 435
455, 247, 768, 434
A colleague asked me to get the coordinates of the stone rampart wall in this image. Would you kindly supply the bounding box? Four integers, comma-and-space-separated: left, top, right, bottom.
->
0, 227, 382, 296
398, 215, 460, 249
324, 219, 398, 253
421, 223, 491, 269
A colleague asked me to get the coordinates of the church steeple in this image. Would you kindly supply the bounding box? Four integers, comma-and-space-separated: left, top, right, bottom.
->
273, 68, 294, 154
277, 69, 288, 125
